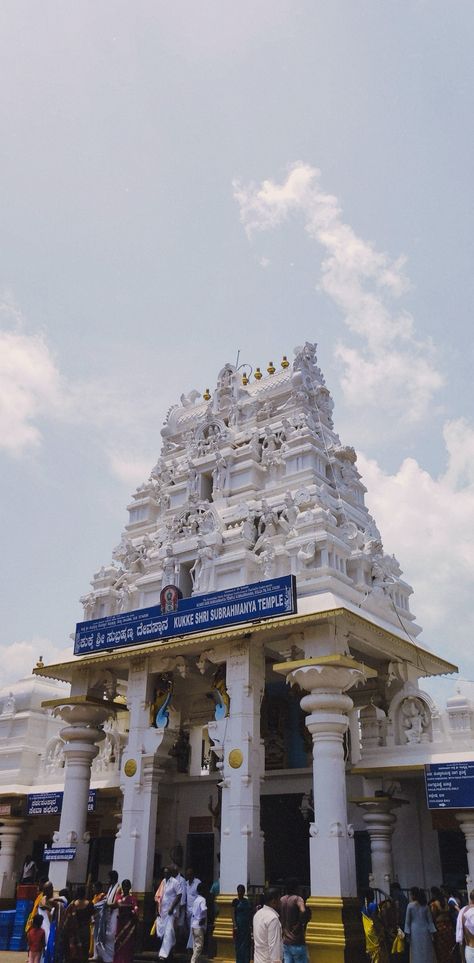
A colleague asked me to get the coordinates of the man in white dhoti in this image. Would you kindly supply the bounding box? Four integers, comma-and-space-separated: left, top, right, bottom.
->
96, 870, 122, 963
156, 866, 183, 960
185, 868, 202, 949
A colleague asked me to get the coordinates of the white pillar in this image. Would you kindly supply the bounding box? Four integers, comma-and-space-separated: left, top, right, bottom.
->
114, 658, 175, 893
355, 798, 402, 892
48, 700, 115, 889
0, 818, 25, 898
212, 640, 265, 891
276, 656, 365, 898
456, 814, 474, 891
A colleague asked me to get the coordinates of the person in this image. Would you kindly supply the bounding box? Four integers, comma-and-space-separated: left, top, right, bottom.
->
21, 855, 38, 884
63, 886, 94, 963
95, 871, 122, 963
362, 889, 389, 963
404, 888, 436, 963
113, 880, 139, 963
253, 888, 282, 963
232, 885, 253, 963
155, 865, 183, 960
27, 914, 46, 963
184, 868, 202, 948
90, 881, 106, 959
189, 882, 207, 963
26, 880, 50, 934
456, 888, 474, 962
279, 878, 311, 963
429, 887, 455, 963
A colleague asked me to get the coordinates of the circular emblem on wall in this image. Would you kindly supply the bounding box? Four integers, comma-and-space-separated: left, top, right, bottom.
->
228, 749, 243, 769
124, 758, 137, 777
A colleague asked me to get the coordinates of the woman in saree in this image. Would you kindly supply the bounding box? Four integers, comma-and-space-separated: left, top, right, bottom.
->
113, 880, 139, 963
429, 888, 455, 963
62, 886, 94, 963
362, 889, 390, 963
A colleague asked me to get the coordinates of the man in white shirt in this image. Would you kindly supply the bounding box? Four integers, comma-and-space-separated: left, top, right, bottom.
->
456, 889, 474, 962
189, 882, 207, 963
185, 867, 202, 946
253, 888, 283, 963
156, 866, 183, 959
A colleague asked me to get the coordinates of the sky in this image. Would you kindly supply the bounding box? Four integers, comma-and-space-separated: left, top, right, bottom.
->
1, 0, 473, 703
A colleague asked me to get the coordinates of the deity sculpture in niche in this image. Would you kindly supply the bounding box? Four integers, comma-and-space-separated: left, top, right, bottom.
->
170, 729, 191, 773
400, 696, 430, 744
212, 452, 228, 494
190, 539, 215, 593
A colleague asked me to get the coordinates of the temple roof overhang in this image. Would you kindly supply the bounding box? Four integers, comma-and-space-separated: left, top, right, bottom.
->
33, 606, 457, 684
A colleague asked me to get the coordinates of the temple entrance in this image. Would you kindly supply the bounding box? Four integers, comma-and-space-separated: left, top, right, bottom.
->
261, 793, 310, 886
438, 830, 468, 888
186, 832, 215, 889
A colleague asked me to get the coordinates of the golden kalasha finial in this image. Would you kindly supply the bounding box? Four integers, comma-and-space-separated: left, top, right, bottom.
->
203, 388, 211, 401
242, 372, 249, 386
281, 355, 289, 369
36, 655, 44, 668
254, 367, 262, 380
267, 361, 276, 375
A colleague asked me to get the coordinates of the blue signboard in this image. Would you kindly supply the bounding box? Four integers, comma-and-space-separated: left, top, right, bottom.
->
28, 790, 97, 816
425, 762, 474, 809
43, 847, 76, 862
74, 575, 297, 656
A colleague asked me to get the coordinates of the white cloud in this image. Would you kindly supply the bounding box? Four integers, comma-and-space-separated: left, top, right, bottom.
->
234, 163, 444, 423
0, 302, 162, 485
358, 417, 474, 672
0, 637, 69, 688
0, 305, 63, 455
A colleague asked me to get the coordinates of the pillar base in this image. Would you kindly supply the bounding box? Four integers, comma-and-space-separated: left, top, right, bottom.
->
306, 897, 366, 963
213, 894, 234, 963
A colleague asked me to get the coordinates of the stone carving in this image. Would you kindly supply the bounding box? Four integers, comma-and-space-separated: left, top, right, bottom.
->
293, 341, 324, 382
116, 581, 134, 612
44, 738, 65, 773
258, 544, 276, 579
400, 696, 430, 744
255, 500, 279, 550
297, 541, 316, 568
279, 491, 299, 534
80, 592, 97, 618
161, 545, 180, 587
187, 462, 200, 497
1, 692, 15, 716
212, 452, 228, 495
190, 539, 215, 594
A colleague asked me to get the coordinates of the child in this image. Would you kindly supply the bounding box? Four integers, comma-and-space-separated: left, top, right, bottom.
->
27, 914, 45, 963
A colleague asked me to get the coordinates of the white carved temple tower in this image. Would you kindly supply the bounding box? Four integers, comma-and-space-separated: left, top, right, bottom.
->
32, 343, 460, 963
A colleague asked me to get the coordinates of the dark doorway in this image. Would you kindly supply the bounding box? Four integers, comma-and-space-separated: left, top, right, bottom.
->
438, 831, 468, 888
186, 833, 215, 889
260, 794, 310, 886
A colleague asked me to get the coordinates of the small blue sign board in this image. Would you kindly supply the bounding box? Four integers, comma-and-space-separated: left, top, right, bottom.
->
425, 762, 474, 810
43, 847, 76, 862
28, 790, 96, 816
74, 575, 297, 656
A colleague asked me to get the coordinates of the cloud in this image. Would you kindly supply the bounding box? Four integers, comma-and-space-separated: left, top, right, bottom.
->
0, 300, 161, 487
0, 636, 70, 687
234, 163, 444, 423
0, 301, 63, 455
358, 417, 474, 671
